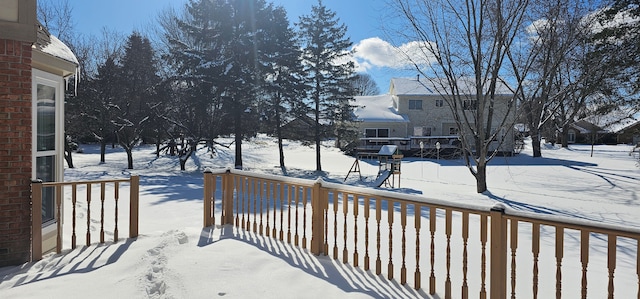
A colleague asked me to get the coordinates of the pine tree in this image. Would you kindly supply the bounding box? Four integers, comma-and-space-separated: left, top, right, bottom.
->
116, 32, 159, 169
161, 0, 231, 170
297, 0, 356, 172
164, 0, 289, 170
90, 55, 121, 164
259, 5, 307, 171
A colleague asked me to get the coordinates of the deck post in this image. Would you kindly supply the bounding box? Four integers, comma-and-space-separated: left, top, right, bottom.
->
223, 169, 234, 225
31, 180, 43, 261
129, 175, 140, 238
490, 203, 507, 299
203, 170, 214, 227
310, 179, 326, 256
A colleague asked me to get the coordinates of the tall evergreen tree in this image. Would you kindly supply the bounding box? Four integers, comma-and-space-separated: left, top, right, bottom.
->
116, 32, 159, 169
259, 5, 307, 171
161, 0, 230, 170
164, 0, 285, 170
593, 0, 640, 108
90, 55, 121, 164
298, 0, 356, 172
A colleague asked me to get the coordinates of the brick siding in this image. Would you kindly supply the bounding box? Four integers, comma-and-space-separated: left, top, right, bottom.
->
0, 38, 33, 267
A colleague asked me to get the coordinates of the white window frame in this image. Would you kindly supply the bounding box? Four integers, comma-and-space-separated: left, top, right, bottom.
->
32, 69, 65, 225
364, 128, 389, 138
408, 99, 422, 110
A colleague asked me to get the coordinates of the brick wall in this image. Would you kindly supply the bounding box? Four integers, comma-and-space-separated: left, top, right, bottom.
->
0, 38, 33, 267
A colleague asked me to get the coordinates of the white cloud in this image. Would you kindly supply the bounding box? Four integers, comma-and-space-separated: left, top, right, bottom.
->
351, 37, 436, 71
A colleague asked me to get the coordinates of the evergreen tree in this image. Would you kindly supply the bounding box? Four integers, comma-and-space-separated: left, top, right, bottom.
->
259, 5, 307, 171
593, 0, 640, 108
90, 55, 121, 164
164, 0, 286, 170
116, 32, 160, 169
161, 0, 230, 170
298, 0, 356, 172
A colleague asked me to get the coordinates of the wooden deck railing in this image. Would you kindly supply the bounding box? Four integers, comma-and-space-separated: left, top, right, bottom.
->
204, 169, 640, 298
31, 175, 140, 261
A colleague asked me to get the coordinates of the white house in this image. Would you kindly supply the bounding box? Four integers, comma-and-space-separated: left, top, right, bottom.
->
354, 77, 515, 157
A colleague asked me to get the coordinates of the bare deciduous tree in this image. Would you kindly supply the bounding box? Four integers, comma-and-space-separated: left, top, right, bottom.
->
37, 0, 74, 43
391, 0, 531, 193
351, 73, 380, 96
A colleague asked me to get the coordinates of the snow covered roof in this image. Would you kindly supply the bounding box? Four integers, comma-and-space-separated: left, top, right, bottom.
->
353, 94, 409, 123
390, 77, 513, 96
582, 108, 640, 133
39, 35, 78, 65
378, 145, 399, 156
33, 22, 78, 67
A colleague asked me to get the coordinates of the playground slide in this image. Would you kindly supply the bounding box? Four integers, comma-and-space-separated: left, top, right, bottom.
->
373, 170, 391, 187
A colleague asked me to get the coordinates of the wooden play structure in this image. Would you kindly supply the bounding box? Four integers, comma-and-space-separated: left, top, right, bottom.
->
345, 145, 403, 188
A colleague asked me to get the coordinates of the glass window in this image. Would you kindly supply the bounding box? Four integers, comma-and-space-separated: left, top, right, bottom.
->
37, 84, 56, 151
435, 99, 444, 107
568, 130, 576, 143
36, 156, 55, 223
449, 127, 459, 135
409, 100, 422, 110
463, 99, 477, 111
365, 129, 377, 138
365, 128, 389, 138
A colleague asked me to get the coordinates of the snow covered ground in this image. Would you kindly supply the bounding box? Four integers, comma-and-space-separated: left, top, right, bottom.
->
1, 136, 639, 298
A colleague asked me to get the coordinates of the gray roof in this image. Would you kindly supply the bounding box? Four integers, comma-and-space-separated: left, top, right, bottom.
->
390, 77, 513, 96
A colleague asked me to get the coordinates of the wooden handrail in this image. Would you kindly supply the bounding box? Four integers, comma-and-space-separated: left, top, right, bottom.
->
204, 169, 640, 298
31, 175, 140, 261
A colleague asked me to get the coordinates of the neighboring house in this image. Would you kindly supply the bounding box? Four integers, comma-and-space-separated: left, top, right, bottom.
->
0, 0, 78, 267
616, 119, 640, 145
561, 111, 640, 145
353, 77, 515, 156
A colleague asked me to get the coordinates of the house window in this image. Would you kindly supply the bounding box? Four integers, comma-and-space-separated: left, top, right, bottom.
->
365, 128, 389, 138
414, 126, 431, 136
435, 99, 444, 107
449, 127, 459, 135
568, 129, 576, 143
409, 99, 422, 110
463, 99, 477, 110
33, 70, 63, 224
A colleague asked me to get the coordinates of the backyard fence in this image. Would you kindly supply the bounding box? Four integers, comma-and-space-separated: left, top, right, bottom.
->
204, 169, 640, 299
31, 175, 140, 261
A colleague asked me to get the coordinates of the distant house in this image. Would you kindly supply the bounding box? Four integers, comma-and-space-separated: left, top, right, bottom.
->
0, 1, 78, 266
561, 111, 640, 145
353, 77, 515, 156
616, 119, 640, 145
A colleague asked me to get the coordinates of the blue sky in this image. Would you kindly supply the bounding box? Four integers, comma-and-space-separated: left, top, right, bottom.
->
64, 0, 421, 94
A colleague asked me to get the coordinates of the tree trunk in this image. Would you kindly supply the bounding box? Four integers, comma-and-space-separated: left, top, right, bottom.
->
475, 162, 487, 193
125, 147, 134, 169
64, 150, 74, 168
63, 134, 74, 168
276, 108, 286, 171
561, 124, 569, 148
234, 109, 243, 170
531, 129, 542, 158
315, 97, 322, 172
100, 140, 107, 164
156, 138, 161, 158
